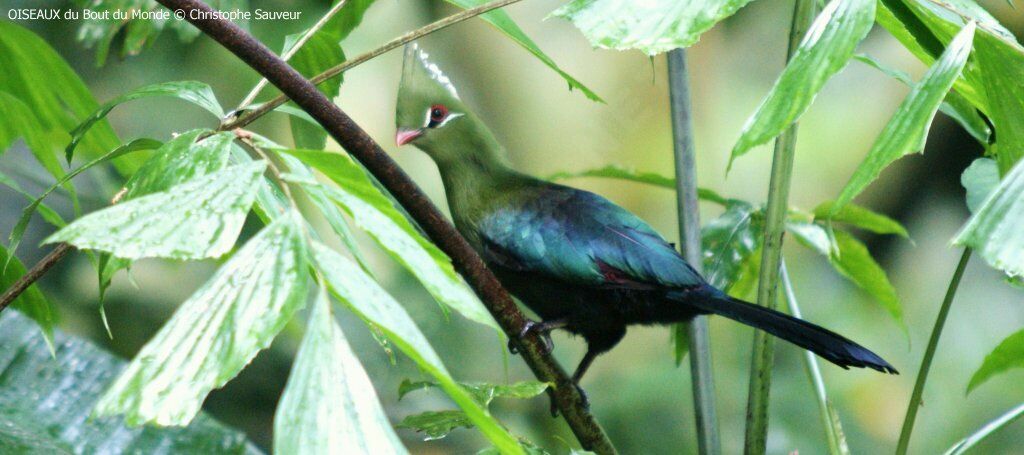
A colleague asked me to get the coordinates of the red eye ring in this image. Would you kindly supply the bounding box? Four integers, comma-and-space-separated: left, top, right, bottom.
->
429, 104, 448, 123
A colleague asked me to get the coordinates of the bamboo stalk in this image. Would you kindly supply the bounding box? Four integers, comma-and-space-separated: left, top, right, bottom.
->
667, 48, 721, 455
896, 249, 972, 454
742, 0, 818, 452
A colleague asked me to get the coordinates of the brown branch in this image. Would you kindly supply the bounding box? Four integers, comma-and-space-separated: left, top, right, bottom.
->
0, 243, 73, 313
156, 0, 617, 452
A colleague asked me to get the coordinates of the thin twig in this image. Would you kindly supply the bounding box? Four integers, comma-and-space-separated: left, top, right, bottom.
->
667, 48, 720, 455
234, 0, 349, 111
0, 243, 73, 313
896, 249, 972, 455
156, 0, 617, 452
218, 0, 525, 132
743, 0, 818, 452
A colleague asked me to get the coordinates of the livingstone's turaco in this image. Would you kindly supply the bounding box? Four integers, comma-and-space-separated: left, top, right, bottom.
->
394, 44, 897, 405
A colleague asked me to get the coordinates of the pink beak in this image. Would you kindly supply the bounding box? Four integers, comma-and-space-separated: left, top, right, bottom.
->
395, 129, 422, 146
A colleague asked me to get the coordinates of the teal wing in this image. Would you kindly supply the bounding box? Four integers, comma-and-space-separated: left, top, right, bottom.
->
477, 185, 704, 289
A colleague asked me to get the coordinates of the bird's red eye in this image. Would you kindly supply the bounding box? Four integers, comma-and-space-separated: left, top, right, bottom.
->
428, 104, 448, 127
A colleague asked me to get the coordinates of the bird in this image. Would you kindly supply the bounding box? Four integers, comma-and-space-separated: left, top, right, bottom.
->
394, 44, 897, 401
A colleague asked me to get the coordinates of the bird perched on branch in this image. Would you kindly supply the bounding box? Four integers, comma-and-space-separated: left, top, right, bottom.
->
394, 44, 896, 403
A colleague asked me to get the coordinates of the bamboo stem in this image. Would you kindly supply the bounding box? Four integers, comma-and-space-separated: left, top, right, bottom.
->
896, 249, 972, 455
667, 48, 720, 455
742, 0, 817, 452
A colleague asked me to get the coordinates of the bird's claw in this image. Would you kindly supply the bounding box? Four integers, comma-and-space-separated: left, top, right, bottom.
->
508, 320, 554, 355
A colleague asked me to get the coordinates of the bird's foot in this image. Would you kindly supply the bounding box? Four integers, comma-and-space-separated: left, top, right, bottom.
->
548, 383, 589, 417
507, 319, 560, 355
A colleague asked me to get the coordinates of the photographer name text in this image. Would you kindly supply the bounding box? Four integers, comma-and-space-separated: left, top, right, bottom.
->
8, 8, 301, 22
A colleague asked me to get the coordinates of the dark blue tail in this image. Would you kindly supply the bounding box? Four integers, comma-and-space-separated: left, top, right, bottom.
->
679, 290, 897, 374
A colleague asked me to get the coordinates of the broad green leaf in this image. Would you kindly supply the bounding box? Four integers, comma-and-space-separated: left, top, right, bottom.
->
812, 201, 908, 237
0, 91, 67, 185
854, 53, 990, 144
0, 311, 261, 454
66, 81, 224, 163
45, 161, 265, 260
967, 329, 1024, 393
398, 379, 549, 407
954, 156, 1024, 277
548, 165, 731, 205
0, 21, 121, 166
551, 0, 754, 54
701, 201, 763, 290
95, 211, 309, 425
730, 0, 875, 165
944, 402, 1024, 455
0, 245, 56, 353
446, 0, 601, 102
961, 157, 999, 213
396, 410, 470, 441
831, 22, 974, 214
312, 243, 521, 454
284, 149, 498, 331
787, 220, 835, 256
289, 34, 345, 150
75, 0, 250, 65
274, 286, 406, 455
5, 138, 160, 271
827, 229, 904, 329
974, 32, 1024, 173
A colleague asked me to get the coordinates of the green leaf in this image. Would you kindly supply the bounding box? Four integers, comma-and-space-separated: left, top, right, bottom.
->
967, 329, 1024, 393
311, 243, 521, 453
827, 230, 905, 329
551, 0, 755, 54
289, 34, 344, 150
66, 81, 224, 164
701, 201, 763, 290
0, 91, 68, 186
831, 22, 974, 214
284, 149, 498, 331
548, 165, 731, 205
45, 161, 265, 260
0, 171, 66, 229
961, 157, 999, 213
0, 21, 121, 166
974, 31, 1024, 173
95, 211, 309, 426
855, 53, 990, 144
0, 245, 56, 353
813, 201, 909, 237
274, 285, 406, 455
445, 0, 601, 102
0, 311, 261, 454
730, 0, 875, 165
75, 0, 250, 65
397, 410, 472, 441
944, 402, 1024, 455
953, 156, 1024, 277
5, 138, 160, 271
398, 379, 549, 407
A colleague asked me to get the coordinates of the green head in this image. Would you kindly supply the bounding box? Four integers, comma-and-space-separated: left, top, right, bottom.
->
395, 44, 503, 166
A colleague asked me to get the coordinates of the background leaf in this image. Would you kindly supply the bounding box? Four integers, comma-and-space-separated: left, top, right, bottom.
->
954, 156, 1024, 277
274, 286, 407, 455
731, 0, 875, 164
967, 329, 1024, 393
65, 81, 224, 163
311, 243, 521, 453
549, 165, 730, 205
94, 212, 309, 426
46, 161, 266, 260
961, 157, 1000, 213
831, 22, 975, 213
0, 246, 56, 353
826, 230, 905, 329
551, 0, 755, 54
285, 149, 498, 331
445, 0, 601, 101
0, 311, 261, 454
812, 201, 909, 237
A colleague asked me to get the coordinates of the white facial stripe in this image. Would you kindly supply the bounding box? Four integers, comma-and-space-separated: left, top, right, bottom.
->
422, 108, 463, 128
